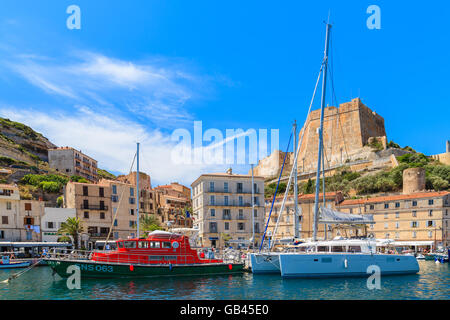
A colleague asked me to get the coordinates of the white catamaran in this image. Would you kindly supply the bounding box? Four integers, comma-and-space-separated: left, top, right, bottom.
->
250, 21, 420, 278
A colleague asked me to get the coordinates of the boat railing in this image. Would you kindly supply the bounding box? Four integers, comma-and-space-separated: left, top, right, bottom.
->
45, 248, 244, 265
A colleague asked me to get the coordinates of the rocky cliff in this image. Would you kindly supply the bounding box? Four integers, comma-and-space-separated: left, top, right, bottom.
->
0, 117, 56, 164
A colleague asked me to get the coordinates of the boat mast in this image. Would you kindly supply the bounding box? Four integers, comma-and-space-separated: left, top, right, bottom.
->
136, 142, 140, 239
313, 22, 331, 242
293, 120, 299, 239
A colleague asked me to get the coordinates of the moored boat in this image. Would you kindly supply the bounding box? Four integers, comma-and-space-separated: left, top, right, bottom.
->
278, 239, 419, 278
45, 231, 244, 279
0, 256, 32, 269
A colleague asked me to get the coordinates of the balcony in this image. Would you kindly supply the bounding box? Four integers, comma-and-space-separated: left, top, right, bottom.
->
222, 214, 232, 220
88, 233, 109, 238
208, 201, 256, 207
0, 190, 12, 196
207, 188, 261, 194
80, 204, 108, 210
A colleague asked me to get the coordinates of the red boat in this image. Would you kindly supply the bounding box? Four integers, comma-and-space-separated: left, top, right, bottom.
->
91, 231, 223, 265
45, 231, 245, 278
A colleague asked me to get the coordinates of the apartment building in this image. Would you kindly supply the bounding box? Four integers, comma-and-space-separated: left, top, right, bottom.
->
48, 147, 98, 182
101, 179, 140, 240
0, 184, 20, 241
117, 172, 158, 217
0, 184, 44, 241
41, 208, 76, 242
154, 182, 192, 227
191, 169, 265, 249
337, 191, 450, 247
64, 181, 113, 248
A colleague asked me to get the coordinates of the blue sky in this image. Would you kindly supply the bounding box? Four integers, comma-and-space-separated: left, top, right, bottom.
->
0, 1, 448, 186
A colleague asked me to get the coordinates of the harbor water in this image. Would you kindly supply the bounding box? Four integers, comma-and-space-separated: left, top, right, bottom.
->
0, 261, 448, 300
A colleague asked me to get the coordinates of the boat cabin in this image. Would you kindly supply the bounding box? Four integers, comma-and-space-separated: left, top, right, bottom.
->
91, 231, 223, 265
291, 240, 377, 254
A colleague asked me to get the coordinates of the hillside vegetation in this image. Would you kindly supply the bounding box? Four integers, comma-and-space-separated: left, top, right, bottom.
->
265, 152, 450, 198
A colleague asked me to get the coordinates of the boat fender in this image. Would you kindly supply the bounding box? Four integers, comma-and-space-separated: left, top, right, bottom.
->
169, 263, 172, 271
228, 264, 233, 270
344, 258, 348, 269
129, 265, 134, 271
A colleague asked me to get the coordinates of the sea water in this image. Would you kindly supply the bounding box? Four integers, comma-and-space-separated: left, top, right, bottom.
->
0, 261, 448, 300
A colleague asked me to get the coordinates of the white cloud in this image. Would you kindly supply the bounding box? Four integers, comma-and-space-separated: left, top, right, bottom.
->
5, 51, 202, 127
0, 106, 236, 186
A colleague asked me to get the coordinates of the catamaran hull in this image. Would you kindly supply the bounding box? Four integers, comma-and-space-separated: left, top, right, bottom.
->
279, 254, 420, 278
45, 259, 244, 279
249, 253, 280, 274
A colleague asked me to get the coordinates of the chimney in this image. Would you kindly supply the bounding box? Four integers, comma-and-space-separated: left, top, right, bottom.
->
226, 168, 232, 175
447, 140, 450, 153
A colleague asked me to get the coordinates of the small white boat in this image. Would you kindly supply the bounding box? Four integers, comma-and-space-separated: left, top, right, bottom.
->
0, 256, 32, 269
416, 254, 425, 260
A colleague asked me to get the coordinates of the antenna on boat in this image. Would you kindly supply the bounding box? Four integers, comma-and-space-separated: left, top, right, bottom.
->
313, 22, 331, 242
136, 142, 140, 239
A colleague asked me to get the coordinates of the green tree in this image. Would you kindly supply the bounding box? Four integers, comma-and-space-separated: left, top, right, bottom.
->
221, 233, 232, 247
56, 196, 64, 208
57, 217, 84, 250
303, 179, 315, 194
140, 214, 163, 233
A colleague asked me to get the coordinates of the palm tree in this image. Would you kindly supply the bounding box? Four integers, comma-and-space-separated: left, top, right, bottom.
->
58, 217, 84, 249
140, 214, 163, 234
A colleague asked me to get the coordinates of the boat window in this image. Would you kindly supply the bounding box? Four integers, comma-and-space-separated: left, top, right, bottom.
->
347, 246, 361, 253
331, 246, 345, 252
162, 242, 171, 249
124, 241, 137, 249
117, 242, 124, 248
148, 255, 177, 261
138, 241, 149, 249
317, 246, 329, 252
297, 247, 307, 252
150, 241, 161, 249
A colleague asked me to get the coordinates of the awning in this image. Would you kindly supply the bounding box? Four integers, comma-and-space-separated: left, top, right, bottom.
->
389, 241, 434, 247
319, 207, 374, 224
208, 237, 219, 240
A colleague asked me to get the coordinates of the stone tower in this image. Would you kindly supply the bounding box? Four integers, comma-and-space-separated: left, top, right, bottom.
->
297, 98, 386, 172
402, 167, 426, 194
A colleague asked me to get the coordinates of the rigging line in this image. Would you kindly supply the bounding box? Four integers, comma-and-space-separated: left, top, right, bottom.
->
329, 36, 350, 163
104, 151, 137, 246
268, 64, 324, 251
259, 131, 292, 253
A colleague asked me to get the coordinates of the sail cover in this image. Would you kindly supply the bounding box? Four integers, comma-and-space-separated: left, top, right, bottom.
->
319, 207, 374, 224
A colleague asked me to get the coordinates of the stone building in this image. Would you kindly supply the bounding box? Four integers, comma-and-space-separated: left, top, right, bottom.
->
337, 168, 450, 247
251, 150, 294, 180
48, 147, 98, 182
431, 140, 450, 166
337, 191, 450, 247
154, 182, 192, 228
297, 98, 386, 172
64, 181, 113, 248
191, 169, 265, 248
253, 98, 392, 179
